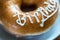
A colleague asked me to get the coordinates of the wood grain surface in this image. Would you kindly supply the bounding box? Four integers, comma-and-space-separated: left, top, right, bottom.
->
55, 35, 60, 40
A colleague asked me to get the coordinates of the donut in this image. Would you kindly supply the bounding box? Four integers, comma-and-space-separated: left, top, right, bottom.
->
0, 0, 58, 37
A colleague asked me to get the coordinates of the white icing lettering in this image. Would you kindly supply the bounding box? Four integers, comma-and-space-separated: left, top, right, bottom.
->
32, 12, 40, 23
10, 0, 58, 27
26, 13, 33, 23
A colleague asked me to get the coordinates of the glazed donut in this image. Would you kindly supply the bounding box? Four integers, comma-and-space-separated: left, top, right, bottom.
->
0, 0, 58, 36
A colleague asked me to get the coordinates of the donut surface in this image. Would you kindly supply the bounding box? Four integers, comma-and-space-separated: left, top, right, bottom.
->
0, 0, 58, 36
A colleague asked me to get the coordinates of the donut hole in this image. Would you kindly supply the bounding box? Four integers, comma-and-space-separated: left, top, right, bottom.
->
20, 3, 37, 12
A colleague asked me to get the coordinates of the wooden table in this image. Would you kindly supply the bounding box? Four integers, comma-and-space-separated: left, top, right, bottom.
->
54, 35, 60, 40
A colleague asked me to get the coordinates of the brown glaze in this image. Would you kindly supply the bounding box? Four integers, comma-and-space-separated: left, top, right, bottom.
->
0, 0, 58, 36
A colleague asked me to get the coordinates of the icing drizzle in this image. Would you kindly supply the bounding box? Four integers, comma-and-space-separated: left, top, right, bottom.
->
9, 0, 58, 27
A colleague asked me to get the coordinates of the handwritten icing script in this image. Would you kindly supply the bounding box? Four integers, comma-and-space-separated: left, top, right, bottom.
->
9, 0, 58, 27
